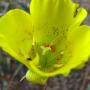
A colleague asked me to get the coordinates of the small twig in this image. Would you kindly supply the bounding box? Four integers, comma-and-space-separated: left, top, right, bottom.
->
39, 78, 50, 90
79, 0, 82, 6
79, 64, 90, 90
43, 83, 47, 90
7, 64, 23, 89
11, 64, 23, 81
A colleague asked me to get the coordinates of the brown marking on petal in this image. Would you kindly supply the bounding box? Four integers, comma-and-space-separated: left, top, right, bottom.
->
45, 44, 55, 52
27, 58, 32, 61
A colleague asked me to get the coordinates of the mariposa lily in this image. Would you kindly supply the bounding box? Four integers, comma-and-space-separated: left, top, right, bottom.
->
0, 0, 90, 85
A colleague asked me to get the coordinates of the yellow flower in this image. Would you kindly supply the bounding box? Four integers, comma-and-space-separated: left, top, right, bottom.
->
0, 0, 90, 85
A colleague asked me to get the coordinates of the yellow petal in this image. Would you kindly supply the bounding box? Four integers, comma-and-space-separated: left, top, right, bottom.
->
0, 9, 33, 65
30, 0, 87, 44
61, 25, 90, 74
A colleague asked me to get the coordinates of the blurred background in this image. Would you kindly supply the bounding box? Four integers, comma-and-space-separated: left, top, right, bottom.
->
0, 0, 90, 90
